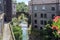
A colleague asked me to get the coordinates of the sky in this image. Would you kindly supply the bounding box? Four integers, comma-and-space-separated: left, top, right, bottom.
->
17, 0, 30, 5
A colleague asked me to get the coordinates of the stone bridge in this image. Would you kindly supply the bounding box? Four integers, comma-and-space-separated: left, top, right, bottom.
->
2, 23, 15, 40
0, 13, 15, 40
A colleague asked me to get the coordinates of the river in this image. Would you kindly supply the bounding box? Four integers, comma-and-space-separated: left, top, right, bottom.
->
20, 21, 29, 40
22, 28, 29, 40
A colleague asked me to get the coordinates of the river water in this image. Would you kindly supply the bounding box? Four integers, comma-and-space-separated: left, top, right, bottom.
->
22, 28, 29, 40
20, 21, 29, 40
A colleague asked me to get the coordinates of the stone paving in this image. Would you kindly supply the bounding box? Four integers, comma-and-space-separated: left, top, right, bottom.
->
2, 23, 14, 40
3, 23, 11, 40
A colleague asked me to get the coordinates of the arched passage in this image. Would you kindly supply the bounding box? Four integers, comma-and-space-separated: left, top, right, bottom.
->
16, 12, 29, 18
16, 12, 31, 27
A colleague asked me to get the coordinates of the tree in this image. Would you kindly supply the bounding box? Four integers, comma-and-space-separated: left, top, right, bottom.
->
11, 18, 22, 40
40, 16, 60, 40
39, 24, 58, 40
16, 2, 28, 12
12, 25, 22, 40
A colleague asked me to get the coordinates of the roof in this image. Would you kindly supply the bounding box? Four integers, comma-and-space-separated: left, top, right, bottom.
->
31, 0, 60, 4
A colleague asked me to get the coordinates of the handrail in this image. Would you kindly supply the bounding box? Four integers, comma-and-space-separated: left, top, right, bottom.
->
9, 23, 15, 40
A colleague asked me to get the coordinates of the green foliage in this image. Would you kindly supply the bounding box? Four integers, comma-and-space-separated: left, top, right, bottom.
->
31, 18, 60, 40
40, 24, 54, 40
16, 2, 28, 12
39, 24, 60, 40
47, 20, 53, 26
11, 18, 22, 40
31, 28, 40, 40
12, 25, 22, 40
12, 18, 17, 22
53, 19, 60, 30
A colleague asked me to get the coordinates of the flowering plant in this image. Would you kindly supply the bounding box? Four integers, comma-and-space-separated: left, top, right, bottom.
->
52, 16, 60, 35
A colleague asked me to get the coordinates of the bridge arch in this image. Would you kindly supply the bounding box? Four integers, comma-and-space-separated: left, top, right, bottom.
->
16, 12, 29, 18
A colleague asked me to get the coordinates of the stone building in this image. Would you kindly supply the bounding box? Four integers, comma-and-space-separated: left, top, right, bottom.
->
29, 0, 60, 29
4, 0, 12, 22
0, 0, 4, 13
12, 0, 16, 17
0, 13, 4, 40
28, 1, 32, 15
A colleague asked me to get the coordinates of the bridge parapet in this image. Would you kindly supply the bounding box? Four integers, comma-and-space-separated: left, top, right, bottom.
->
0, 13, 4, 40
2, 23, 15, 40
9, 23, 16, 40
0, 13, 15, 40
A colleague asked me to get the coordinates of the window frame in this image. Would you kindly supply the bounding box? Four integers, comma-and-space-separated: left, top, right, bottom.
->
51, 7, 55, 11
44, 20, 47, 25
52, 14, 55, 19
40, 20, 43, 25
34, 25, 38, 28
44, 14, 47, 18
40, 13, 43, 18
34, 20, 37, 24
34, 6, 38, 10
34, 13, 37, 17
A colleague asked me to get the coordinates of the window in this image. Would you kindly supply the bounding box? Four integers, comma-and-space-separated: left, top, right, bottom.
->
0, 5, 2, 11
29, 6, 32, 10
51, 7, 55, 11
34, 6, 37, 10
40, 20, 43, 25
40, 14, 47, 18
0, 1, 1, 4
44, 14, 47, 18
52, 14, 55, 19
34, 25, 38, 28
34, 20, 37, 24
40, 20, 47, 25
41, 14, 43, 18
42, 6, 46, 10
44, 21, 47, 25
34, 13, 37, 17
40, 27, 43, 29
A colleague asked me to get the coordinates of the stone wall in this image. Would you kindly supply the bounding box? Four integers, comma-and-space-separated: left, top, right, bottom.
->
2, 23, 15, 40
0, 13, 4, 40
